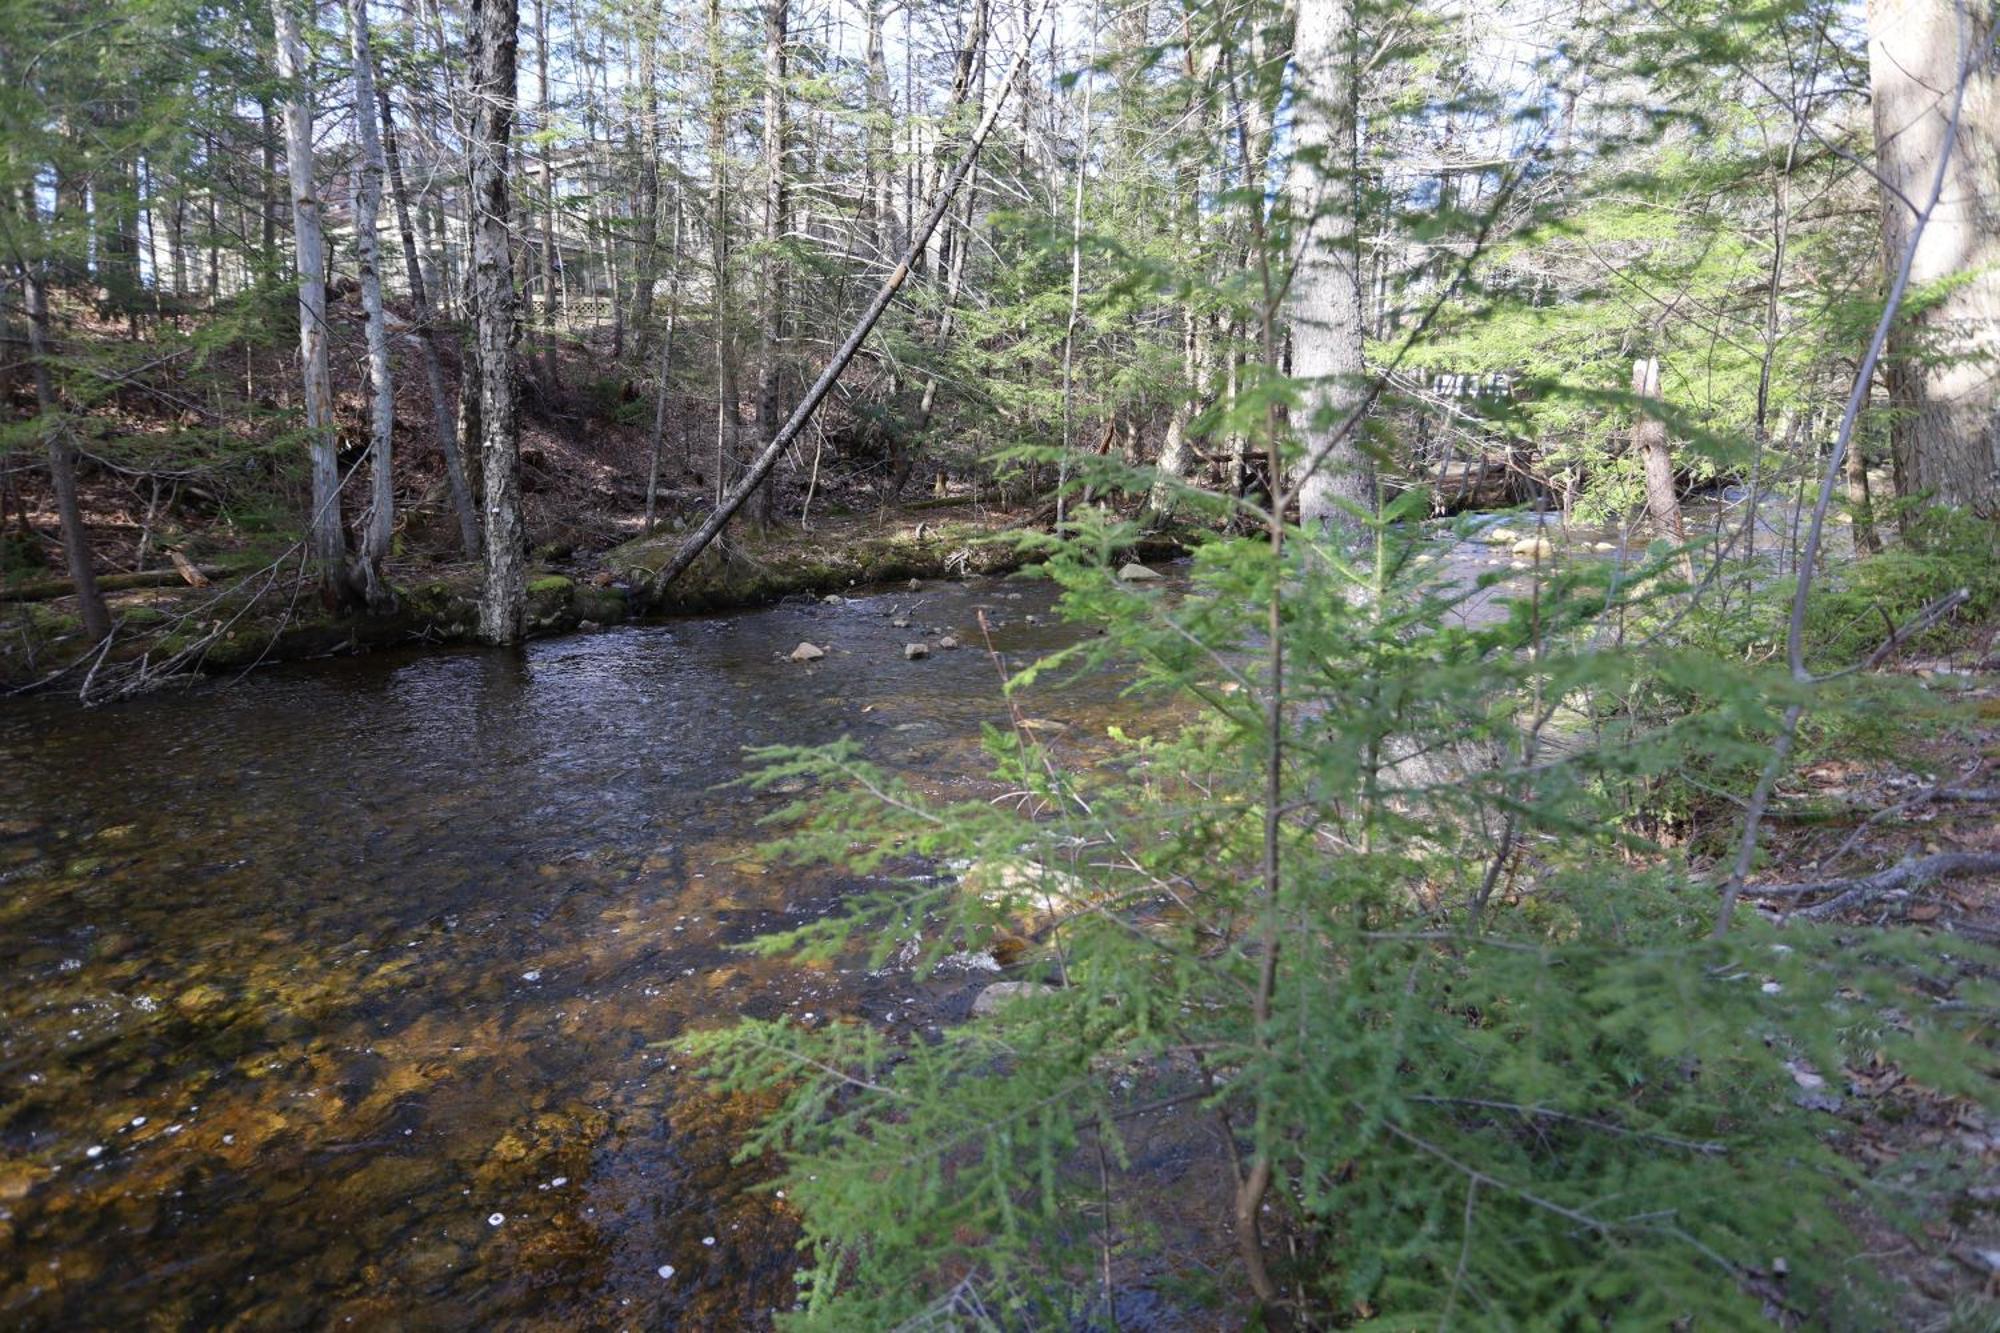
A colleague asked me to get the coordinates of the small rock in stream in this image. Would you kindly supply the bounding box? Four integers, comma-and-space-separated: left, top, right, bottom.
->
938, 635, 960, 650
1117, 562, 1163, 582
972, 981, 1058, 1016
788, 642, 826, 663
904, 642, 930, 661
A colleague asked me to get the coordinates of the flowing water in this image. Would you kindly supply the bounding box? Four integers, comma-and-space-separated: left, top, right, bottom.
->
0, 513, 1766, 1329
0, 574, 1157, 1330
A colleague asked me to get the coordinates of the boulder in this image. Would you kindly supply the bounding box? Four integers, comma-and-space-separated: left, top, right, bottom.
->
1510, 536, 1555, 560
904, 642, 931, 660
938, 635, 960, 650
1117, 562, 1163, 582
788, 642, 826, 663
1483, 526, 1522, 545
971, 981, 1058, 1017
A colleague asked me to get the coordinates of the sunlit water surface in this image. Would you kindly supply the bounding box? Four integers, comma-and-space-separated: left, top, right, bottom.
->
0, 575, 1160, 1329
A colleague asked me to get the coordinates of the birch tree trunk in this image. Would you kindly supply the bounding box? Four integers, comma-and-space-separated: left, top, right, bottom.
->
754, 0, 790, 527
271, 0, 354, 604
1287, 0, 1370, 546
350, 0, 397, 610
1869, 0, 2000, 514
467, 0, 525, 644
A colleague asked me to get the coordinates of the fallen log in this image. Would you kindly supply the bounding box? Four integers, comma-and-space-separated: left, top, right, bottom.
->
2, 562, 235, 604
1746, 851, 2000, 921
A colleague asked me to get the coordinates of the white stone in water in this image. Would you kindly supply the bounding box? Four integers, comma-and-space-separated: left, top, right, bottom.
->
657, 1264, 676, 1280
521, 970, 542, 982
85, 1145, 103, 1159
130, 1116, 146, 1127
788, 641, 826, 663
1116, 562, 1162, 582
702, 1236, 716, 1247
904, 642, 930, 660
550, 1177, 568, 1188
488, 1213, 506, 1227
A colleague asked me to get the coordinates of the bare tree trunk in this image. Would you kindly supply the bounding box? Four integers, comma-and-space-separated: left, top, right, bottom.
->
1057, 0, 1101, 527
1869, 0, 2000, 515
468, 0, 525, 644
631, 27, 661, 361
706, 0, 741, 498
1848, 428, 1881, 554
864, 0, 895, 257
380, 85, 482, 556
272, 0, 354, 605
1288, 0, 1370, 547
1632, 356, 1687, 546
533, 0, 559, 388
754, 0, 790, 527
645, 200, 684, 528
1148, 16, 1217, 522
350, 0, 397, 611
23, 262, 109, 641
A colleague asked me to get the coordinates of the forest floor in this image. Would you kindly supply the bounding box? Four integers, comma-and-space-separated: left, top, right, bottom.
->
1736, 645, 2000, 1327
0, 307, 1189, 697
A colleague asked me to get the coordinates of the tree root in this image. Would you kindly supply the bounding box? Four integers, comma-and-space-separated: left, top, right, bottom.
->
1747, 852, 2000, 921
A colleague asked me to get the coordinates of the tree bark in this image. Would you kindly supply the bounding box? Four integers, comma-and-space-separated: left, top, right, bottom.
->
645, 200, 685, 528
23, 263, 110, 641
533, 0, 559, 388
271, 0, 354, 604
754, 0, 791, 527
706, 0, 741, 500
1632, 356, 1686, 544
379, 84, 482, 556
631, 26, 661, 361
350, 0, 398, 611
467, 0, 525, 644
1287, 0, 1370, 547
1869, 0, 2000, 515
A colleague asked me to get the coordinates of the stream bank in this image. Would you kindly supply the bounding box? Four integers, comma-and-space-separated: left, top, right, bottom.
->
0, 509, 1193, 698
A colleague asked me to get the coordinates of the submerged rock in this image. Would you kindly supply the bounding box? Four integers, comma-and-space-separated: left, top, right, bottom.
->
1117, 562, 1163, 582
891, 616, 911, 629
788, 642, 826, 663
971, 982, 1057, 1016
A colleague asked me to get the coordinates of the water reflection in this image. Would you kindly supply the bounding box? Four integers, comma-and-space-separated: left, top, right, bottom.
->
0, 576, 1151, 1329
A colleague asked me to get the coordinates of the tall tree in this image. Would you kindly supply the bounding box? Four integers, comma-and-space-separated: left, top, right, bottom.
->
1869, 0, 2000, 515
22, 256, 109, 641
350, 0, 397, 610
379, 82, 482, 555
272, 0, 354, 604
630, 16, 661, 362
1287, 0, 1369, 545
754, 0, 789, 525
467, 0, 525, 643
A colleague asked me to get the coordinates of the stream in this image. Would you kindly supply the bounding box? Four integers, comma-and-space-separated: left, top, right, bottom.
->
0, 506, 1772, 1328
0, 572, 1164, 1329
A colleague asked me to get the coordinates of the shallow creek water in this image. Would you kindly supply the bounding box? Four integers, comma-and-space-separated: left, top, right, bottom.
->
0, 509, 1758, 1329
0, 574, 1163, 1330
